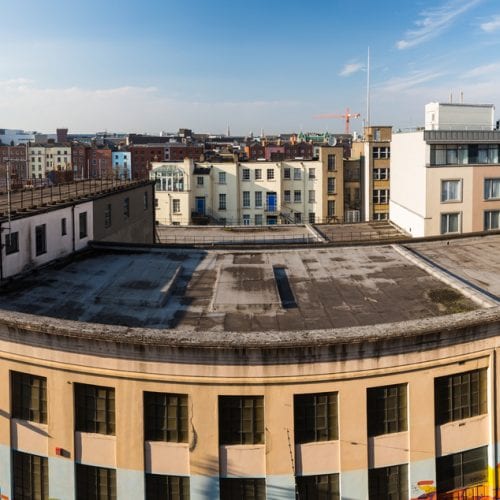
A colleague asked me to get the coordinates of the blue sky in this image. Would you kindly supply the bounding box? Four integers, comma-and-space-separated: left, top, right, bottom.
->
1, 0, 499, 134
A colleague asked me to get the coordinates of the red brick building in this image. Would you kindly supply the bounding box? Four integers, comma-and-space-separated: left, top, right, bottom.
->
129, 145, 165, 179
165, 144, 204, 161
0, 145, 28, 183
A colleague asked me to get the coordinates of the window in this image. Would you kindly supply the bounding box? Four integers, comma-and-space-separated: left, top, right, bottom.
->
123, 198, 130, 218
79, 212, 88, 239
294, 212, 302, 224
219, 478, 265, 500
35, 224, 47, 256
283, 168, 291, 180
484, 178, 500, 199
327, 200, 335, 217
255, 191, 263, 208
12, 450, 48, 500
242, 169, 250, 181
5, 231, 19, 255
294, 392, 338, 444
436, 446, 487, 494
284, 190, 291, 203
219, 396, 264, 445
367, 384, 407, 437
144, 392, 188, 442
255, 169, 262, 180
61, 218, 67, 236
441, 212, 461, 234
327, 177, 335, 194
373, 168, 389, 180
172, 199, 181, 213
374, 212, 389, 221
74, 383, 115, 435
76, 464, 116, 500
219, 194, 227, 210
144, 191, 149, 210
255, 214, 263, 226
485, 210, 500, 230
327, 154, 336, 171
308, 212, 315, 224
267, 169, 274, 180
435, 369, 487, 425
308, 168, 316, 179
441, 180, 462, 202
294, 190, 301, 203
293, 168, 302, 180
308, 190, 315, 203
296, 474, 339, 500
372, 147, 390, 159
218, 172, 226, 184
197, 176, 204, 186
104, 204, 112, 229
146, 474, 190, 500
11, 371, 47, 423
242, 191, 250, 208
368, 464, 407, 500
373, 189, 389, 204
243, 214, 251, 225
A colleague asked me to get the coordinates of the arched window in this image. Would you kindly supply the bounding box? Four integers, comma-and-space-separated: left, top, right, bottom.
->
153, 165, 185, 192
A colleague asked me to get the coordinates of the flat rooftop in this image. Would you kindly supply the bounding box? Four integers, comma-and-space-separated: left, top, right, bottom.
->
1, 237, 495, 333
0, 179, 150, 221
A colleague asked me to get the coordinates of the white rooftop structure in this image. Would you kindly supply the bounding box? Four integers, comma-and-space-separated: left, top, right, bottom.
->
425, 102, 495, 131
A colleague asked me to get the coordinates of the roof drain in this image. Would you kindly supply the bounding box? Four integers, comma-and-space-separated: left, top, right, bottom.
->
273, 266, 297, 309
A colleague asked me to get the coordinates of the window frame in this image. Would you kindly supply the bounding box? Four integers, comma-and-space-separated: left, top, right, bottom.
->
5, 230, 19, 255
440, 212, 461, 234
435, 369, 487, 425
144, 392, 188, 443
76, 463, 116, 500
219, 478, 265, 500
74, 383, 115, 435
219, 395, 264, 445
294, 392, 338, 444
296, 473, 339, 500
218, 193, 227, 210
145, 473, 190, 500
12, 450, 48, 500
484, 210, 500, 230
368, 464, 408, 500
11, 371, 47, 424
79, 212, 88, 239
367, 384, 407, 437
484, 178, 500, 200
35, 224, 47, 256
441, 179, 462, 203
266, 168, 274, 181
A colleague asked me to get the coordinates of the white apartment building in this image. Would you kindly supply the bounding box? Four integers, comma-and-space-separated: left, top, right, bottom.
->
390, 103, 500, 237
151, 158, 326, 225
28, 144, 72, 179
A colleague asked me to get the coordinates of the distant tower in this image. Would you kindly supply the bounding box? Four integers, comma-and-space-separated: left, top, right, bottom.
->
227, 124, 231, 137
57, 128, 68, 143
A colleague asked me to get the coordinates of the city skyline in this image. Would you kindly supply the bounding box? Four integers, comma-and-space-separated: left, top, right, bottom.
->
1, 0, 500, 135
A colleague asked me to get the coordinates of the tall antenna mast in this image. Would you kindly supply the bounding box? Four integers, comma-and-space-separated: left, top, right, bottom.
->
366, 46, 371, 130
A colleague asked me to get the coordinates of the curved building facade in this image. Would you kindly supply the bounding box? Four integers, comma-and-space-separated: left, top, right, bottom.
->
0, 235, 499, 500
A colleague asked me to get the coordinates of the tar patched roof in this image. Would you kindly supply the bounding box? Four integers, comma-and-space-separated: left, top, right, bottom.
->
1, 235, 498, 333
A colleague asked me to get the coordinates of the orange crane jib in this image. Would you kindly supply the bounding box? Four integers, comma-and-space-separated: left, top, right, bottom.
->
313, 108, 361, 134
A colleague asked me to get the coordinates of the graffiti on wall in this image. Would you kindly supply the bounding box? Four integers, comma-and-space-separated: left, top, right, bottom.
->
411, 479, 436, 500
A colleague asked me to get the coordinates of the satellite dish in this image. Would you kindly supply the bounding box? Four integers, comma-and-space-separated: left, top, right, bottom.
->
328, 136, 337, 147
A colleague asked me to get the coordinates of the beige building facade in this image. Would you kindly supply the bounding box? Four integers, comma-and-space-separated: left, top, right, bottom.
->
352, 126, 392, 222
0, 237, 499, 499
390, 129, 500, 237
151, 155, 338, 226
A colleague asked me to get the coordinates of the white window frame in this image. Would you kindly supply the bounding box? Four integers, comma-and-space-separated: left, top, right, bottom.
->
441, 212, 461, 234
441, 179, 462, 203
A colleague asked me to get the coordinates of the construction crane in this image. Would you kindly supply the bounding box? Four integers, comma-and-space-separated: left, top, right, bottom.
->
313, 108, 361, 134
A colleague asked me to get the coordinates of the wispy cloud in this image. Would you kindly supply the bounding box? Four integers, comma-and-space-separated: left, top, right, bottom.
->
339, 61, 364, 77
481, 15, 500, 32
396, 0, 482, 50
0, 80, 303, 134
378, 69, 445, 93
461, 62, 500, 79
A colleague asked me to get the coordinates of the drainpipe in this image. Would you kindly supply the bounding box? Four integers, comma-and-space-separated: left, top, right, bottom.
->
71, 205, 75, 253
